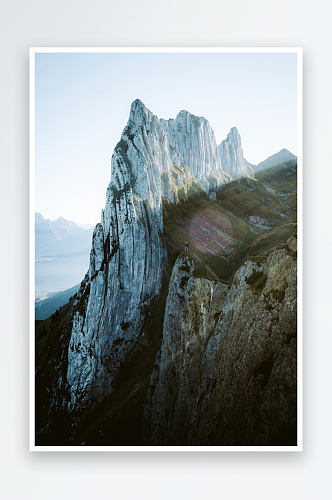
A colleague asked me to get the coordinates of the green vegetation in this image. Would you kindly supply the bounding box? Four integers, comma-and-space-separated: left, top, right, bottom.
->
271, 281, 288, 303
35, 161, 297, 446
162, 163, 297, 282
179, 252, 219, 281
35, 296, 76, 445
245, 269, 267, 295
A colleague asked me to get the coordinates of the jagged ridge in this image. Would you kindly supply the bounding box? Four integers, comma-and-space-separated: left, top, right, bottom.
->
66, 99, 253, 410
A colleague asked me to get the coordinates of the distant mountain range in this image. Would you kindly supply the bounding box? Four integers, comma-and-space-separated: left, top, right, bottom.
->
35, 213, 95, 259
35, 213, 95, 292
254, 148, 297, 172
35, 249, 90, 292
76, 223, 96, 230
35, 284, 80, 320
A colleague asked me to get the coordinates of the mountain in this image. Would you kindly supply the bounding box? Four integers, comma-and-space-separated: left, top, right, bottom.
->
143, 240, 297, 445
67, 100, 255, 410
35, 99, 297, 447
254, 148, 297, 172
35, 250, 89, 292
35, 213, 94, 259
76, 223, 96, 230
35, 284, 80, 320
218, 127, 254, 178
35, 213, 95, 292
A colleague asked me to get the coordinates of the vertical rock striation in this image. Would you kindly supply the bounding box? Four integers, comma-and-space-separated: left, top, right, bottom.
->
160, 111, 229, 192
143, 236, 297, 446
66, 99, 253, 413
67, 100, 168, 409
218, 126, 253, 178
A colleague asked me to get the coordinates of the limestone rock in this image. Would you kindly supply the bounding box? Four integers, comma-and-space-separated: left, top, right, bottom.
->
143, 237, 297, 446
218, 127, 253, 178
66, 100, 256, 413
67, 100, 168, 409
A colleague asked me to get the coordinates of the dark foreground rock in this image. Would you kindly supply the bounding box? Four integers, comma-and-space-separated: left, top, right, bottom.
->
143, 236, 297, 446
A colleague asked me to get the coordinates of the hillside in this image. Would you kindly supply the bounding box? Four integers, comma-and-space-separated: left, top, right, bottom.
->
35, 284, 80, 320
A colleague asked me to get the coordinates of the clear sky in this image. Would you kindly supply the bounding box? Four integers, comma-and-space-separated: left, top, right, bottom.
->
35, 51, 298, 224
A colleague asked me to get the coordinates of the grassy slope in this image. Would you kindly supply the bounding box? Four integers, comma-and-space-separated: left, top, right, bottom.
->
162, 162, 297, 281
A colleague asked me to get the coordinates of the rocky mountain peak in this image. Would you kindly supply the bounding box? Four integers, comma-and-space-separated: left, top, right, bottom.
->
36, 100, 298, 446
128, 98, 155, 126
227, 126, 241, 145
218, 126, 252, 178
255, 148, 297, 172
66, 101, 255, 411
35, 212, 44, 222
55, 216, 67, 223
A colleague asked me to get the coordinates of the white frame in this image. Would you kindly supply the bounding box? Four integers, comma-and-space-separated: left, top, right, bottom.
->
29, 47, 303, 452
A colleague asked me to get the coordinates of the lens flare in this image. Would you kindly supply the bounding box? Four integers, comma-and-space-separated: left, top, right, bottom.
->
189, 210, 233, 254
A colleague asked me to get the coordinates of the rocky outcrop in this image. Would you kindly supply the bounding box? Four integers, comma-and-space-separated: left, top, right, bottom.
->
143, 236, 297, 446
218, 127, 253, 178
160, 111, 231, 193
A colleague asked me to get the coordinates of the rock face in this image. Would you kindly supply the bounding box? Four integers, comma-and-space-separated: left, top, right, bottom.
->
160, 111, 230, 193
66, 99, 254, 413
67, 101, 167, 409
143, 236, 297, 446
218, 127, 253, 178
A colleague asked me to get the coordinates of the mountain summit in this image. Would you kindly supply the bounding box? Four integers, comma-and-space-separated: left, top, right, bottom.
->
35, 100, 297, 447
67, 100, 253, 408
218, 126, 253, 178
255, 148, 297, 172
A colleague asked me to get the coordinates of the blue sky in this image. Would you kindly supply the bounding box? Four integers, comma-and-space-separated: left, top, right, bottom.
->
35, 51, 298, 224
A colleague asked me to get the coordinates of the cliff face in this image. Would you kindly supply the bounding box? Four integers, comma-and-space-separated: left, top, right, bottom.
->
218, 127, 253, 178
67, 101, 167, 408
143, 236, 297, 446
160, 111, 230, 193
66, 99, 250, 410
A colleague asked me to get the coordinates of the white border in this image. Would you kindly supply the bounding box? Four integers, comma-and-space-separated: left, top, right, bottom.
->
29, 47, 303, 452
29, 50, 36, 452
